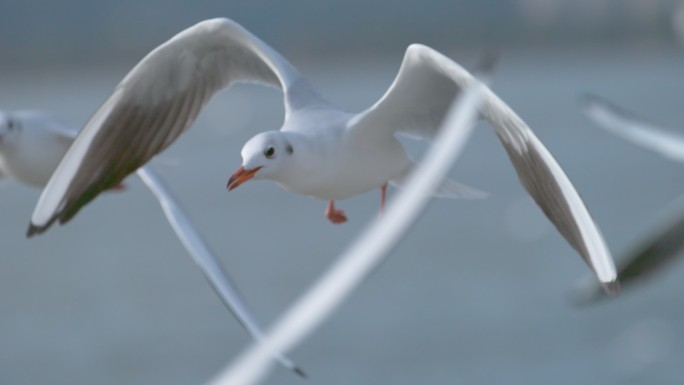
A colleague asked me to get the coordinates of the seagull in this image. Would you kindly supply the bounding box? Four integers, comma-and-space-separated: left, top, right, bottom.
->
576, 95, 684, 303
0, 111, 75, 187
28, 18, 617, 292
0, 109, 304, 376
210, 65, 491, 385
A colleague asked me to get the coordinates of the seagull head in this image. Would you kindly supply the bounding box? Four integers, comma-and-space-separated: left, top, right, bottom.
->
227, 131, 296, 191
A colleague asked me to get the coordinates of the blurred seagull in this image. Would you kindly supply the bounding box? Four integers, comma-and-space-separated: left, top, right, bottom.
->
576, 95, 684, 303
0, 110, 304, 376
28, 18, 617, 292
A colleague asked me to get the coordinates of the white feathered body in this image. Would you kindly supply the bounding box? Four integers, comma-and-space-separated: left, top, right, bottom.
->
275, 108, 412, 200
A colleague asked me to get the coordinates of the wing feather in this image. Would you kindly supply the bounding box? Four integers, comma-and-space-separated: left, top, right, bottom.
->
30, 18, 320, 234
350, 44, 618, 292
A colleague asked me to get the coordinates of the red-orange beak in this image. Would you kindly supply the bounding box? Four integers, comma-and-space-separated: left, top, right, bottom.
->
227, 166, 263, 191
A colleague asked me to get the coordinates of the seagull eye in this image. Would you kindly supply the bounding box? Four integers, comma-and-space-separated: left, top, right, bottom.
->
264, 146, 276, 158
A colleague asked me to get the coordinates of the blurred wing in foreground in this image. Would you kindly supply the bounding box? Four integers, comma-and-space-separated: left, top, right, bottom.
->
135, 166, 305, 376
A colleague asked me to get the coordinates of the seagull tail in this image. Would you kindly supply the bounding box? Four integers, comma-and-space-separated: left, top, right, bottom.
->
390, 174, 488, 199
433, 178, 489, 199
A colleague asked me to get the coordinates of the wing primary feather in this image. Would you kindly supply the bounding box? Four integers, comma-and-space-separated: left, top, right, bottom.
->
144, 83, 196, 157
59, 104, 144, 224
28, 89, 127, 236
140, 93, 187, 160
123, 100, 176, 166
489, 101, 618, 295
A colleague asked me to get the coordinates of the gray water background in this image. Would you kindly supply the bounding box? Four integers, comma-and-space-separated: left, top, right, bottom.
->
1, 14, 684, 385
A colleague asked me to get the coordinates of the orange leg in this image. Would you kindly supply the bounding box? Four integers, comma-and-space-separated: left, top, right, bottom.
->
325, 200, 347, 224
380, 183, 387, 214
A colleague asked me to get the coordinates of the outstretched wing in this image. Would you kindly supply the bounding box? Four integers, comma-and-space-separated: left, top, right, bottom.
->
582, 94, 684, 163
29, 18, 322, 235
350, 44, 618, 293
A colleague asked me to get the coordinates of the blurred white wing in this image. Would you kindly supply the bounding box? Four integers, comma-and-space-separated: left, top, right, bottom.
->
208, 65, 488, 385
29, 17, 326, 235
351, 45, 618, 292
135, 166, 305, 376
582, 94, 684, 163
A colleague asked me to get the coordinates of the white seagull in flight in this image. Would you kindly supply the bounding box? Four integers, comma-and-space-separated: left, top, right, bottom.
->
28, 18, 618, 293
0, 109, 304, 376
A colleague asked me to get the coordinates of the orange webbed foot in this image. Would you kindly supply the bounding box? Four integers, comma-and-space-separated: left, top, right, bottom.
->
325, 200, 348, 224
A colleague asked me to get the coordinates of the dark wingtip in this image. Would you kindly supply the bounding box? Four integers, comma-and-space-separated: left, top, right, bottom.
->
601, 279, 620, 297
26, 215, 59, 238
26, 223, 45, 238
293, 366, 307, 379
